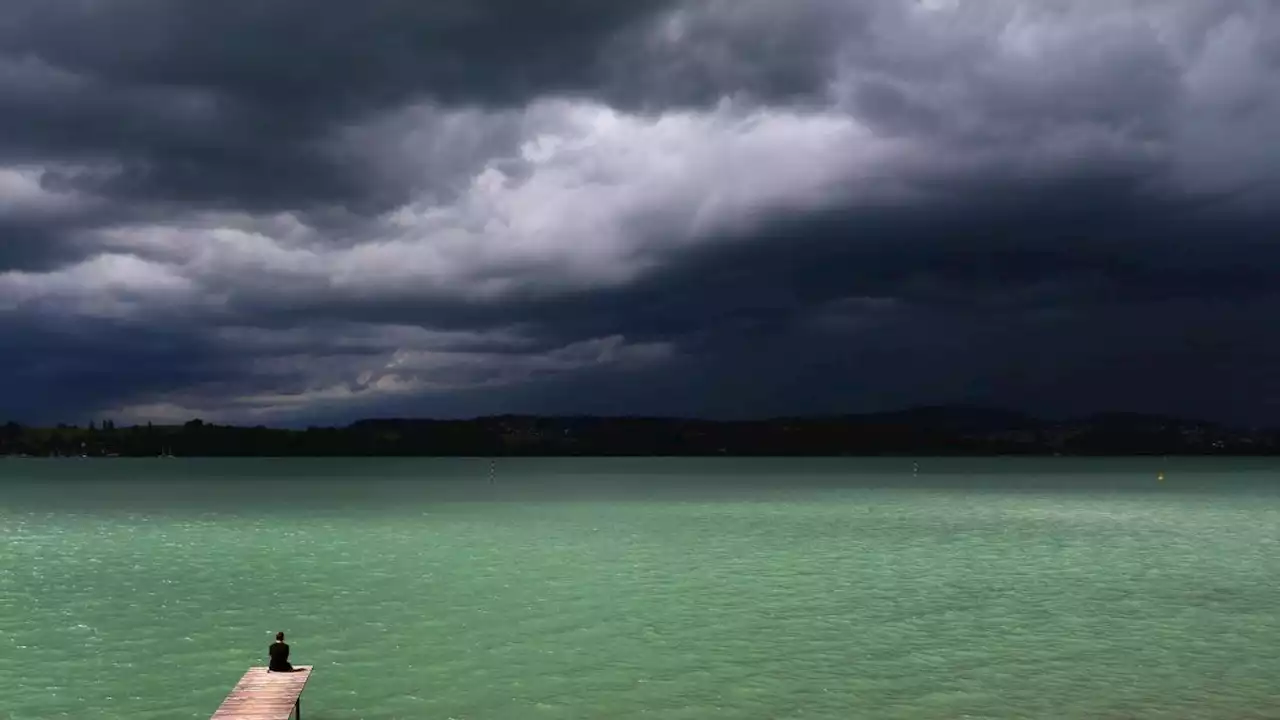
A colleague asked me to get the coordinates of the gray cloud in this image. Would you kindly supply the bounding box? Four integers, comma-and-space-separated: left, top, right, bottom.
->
1, 0, 1278, 426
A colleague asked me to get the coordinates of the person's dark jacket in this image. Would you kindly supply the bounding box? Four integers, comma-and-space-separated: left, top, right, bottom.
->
268, 641, 293, 672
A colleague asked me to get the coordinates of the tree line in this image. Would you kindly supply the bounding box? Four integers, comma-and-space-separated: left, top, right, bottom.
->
2, 408, 1277, 457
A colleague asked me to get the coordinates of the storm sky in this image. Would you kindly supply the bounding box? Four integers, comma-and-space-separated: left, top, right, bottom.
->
2, 0, 1278, 426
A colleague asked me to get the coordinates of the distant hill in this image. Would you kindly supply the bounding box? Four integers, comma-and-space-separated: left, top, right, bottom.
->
839, 406, 1039, 433
2, 407, 1276, 457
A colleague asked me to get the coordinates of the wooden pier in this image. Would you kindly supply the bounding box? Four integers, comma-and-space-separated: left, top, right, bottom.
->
210, 666, 313, 720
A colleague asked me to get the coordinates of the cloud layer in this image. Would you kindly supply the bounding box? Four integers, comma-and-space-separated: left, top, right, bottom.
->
2, 0, 1278, 425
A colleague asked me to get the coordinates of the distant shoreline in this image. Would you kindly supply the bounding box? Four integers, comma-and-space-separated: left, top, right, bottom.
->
4, 452, 1279, 459
3, 407, 1277, 458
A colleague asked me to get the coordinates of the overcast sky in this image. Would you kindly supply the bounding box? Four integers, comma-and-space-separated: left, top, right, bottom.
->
2, 0, 1278, 426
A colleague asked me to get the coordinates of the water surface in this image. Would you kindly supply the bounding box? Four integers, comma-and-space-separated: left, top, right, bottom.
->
1, 457, 1277, 719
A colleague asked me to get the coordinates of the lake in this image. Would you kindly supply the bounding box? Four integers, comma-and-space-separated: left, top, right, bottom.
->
1, 457, 1277, 719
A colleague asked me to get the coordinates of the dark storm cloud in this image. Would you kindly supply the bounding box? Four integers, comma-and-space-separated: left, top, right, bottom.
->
2, 0, 672, 106
596, 0, 873, 109
0, 316, 225, 424
0, 218, 85, 272
1, 1, 1278, 426
500, 173, 1280, 345
0, 0, 674, 211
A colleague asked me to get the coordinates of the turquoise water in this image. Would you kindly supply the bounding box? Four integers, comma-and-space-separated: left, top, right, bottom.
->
1, 457, 1278, 719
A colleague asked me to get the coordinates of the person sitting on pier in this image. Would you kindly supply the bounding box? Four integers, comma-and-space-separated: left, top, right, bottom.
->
268, 631, 296, 672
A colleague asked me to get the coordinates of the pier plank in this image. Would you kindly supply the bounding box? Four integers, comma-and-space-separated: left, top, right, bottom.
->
210, 666, 312, 720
